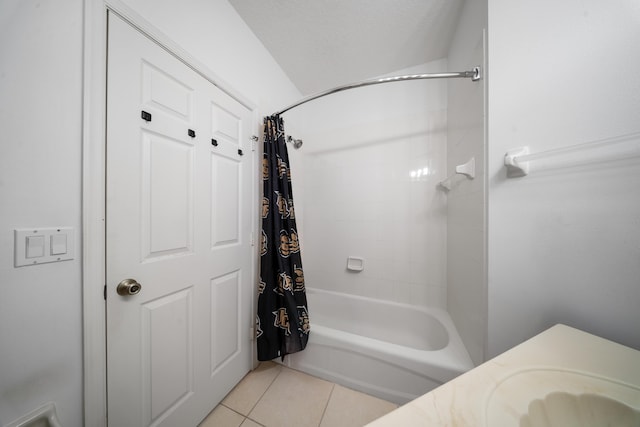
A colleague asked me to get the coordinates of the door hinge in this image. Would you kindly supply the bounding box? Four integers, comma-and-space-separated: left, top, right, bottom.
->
250, 231, 255, 246
251, 135, 258, 151
249, 327, 255, 340
103, 284, 107, 300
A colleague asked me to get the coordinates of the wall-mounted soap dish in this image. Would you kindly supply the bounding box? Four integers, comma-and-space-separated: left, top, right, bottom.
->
347, 256, 364, 272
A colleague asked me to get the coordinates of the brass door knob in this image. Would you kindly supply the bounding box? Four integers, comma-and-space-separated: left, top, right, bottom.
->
116, 278, 142, 296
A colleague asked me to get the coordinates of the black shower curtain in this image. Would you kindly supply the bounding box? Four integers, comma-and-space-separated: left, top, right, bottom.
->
257, 115, 310, 361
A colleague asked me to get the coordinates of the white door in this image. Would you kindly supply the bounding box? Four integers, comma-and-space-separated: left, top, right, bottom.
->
106, 13, 254, 426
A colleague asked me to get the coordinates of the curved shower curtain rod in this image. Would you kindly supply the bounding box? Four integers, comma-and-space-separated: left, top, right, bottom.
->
273, 66, 481, 116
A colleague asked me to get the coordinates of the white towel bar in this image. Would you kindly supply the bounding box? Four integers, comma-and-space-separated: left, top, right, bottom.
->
504, 131, 640, 178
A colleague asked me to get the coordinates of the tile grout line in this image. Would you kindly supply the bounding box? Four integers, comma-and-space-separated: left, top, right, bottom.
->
219, 403, 251, 423
219, 362, 282, 427
245, 416, 267, 427
244, 363, 285, 420
317, 383, 336, 427
214, 362, 282, 427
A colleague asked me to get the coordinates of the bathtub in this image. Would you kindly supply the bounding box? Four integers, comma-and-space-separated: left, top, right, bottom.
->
285, 287, 474, 404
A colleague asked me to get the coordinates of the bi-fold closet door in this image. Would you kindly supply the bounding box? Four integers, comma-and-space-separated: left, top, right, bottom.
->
106, 13, 254, 426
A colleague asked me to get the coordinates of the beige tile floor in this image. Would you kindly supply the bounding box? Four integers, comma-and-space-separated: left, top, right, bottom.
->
199, 362, 398, 427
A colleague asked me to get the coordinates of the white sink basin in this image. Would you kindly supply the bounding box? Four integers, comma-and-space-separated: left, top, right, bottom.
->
521, 392, 640, 427
366, 325, 640, 427
486, 369, 640, 426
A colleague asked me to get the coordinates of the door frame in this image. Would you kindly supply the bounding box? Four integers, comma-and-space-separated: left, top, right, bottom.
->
82, 2, 259, 425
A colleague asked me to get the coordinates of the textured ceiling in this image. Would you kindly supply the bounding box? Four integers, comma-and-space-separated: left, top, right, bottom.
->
229, 0, 465, 95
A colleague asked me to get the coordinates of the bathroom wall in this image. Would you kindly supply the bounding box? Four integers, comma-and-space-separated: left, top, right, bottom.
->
0, 1, 84, 425
0, 1, 299, 426
290, 60, 450, 309
487, 0, 640, 357
445, 0, 488, 366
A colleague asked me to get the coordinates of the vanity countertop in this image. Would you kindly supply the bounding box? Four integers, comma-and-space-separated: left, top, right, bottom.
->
367, 324, 640, 426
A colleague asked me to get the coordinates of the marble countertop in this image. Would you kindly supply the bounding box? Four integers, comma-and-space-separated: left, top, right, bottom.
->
367, 324, 640, 426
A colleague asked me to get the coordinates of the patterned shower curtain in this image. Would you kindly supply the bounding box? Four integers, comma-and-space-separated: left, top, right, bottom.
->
257, 115, 310, 361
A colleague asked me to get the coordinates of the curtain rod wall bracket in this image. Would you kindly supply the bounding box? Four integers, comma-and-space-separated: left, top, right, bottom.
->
471, 66, 481, 81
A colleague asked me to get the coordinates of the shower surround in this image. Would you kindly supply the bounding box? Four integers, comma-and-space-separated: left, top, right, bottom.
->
289, 59, 451, 310
300, 115, 449, 308
284, 59, 481, 400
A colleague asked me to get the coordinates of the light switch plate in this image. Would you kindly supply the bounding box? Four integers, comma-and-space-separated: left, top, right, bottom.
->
14, 227, 75, 267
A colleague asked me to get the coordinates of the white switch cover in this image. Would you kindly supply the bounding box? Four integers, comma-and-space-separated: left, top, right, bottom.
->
26, 235, 45, 258
14, 227, 75, 267
50, 234, 67, 255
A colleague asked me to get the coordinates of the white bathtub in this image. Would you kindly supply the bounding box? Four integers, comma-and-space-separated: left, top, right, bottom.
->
285, 287, 474, 404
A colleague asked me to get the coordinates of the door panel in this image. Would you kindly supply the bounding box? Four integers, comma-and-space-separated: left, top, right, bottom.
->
142, 61, 194, 121
211, 153, 240, 246
106, 12, 253, 426
210, 270, 241, 371
211, 102, 240, 143
143, 131, 194, 258
142, 288, 194, 423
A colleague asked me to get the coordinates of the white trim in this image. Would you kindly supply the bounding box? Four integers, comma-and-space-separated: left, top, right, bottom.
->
82, 1, 261, 424
82, 0, 107, 426
251, 110, 261, 369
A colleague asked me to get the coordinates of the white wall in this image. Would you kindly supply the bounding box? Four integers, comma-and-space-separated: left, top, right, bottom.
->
487, 0, 640, 357
290, 60, 450, 308
0, 1, 84, 426
0, 1, 299, 426
446, 0, 488, 366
